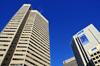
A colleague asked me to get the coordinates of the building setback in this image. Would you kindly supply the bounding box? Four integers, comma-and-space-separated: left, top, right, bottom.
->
63, 57, 78, 66
0, 4, 51, 66
71, 24, 100, 66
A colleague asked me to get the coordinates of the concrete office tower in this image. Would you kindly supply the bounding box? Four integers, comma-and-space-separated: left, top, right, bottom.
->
0, 4, 50, 66
63, 57, 78, 66
71, 24, 100, 66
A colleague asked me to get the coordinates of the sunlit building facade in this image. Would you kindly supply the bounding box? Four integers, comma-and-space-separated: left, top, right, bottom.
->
88, 44, 100, 66
63, 57, 78, 66
0, 4, 50, 66
71, 24, 100, 66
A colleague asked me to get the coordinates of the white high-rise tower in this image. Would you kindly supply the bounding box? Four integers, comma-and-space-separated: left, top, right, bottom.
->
71, 24, 100, 66
0, 4, 51, 66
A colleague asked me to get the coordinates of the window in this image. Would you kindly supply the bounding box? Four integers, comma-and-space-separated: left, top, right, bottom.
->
0, 54, 3, 56
4, 30, 15, 32
97, 51, 100, 54
23, 32, 30, 33
16, 50, 26, 52
21, 37, 29, 38
0, 40, 10, 42
5, 33, 14, 35
24, 30, 31, 31
0, 49, 6, 51
94, 53, 97, 55
17, 46, 27, 48
94, 61, 98, 64
93, 58, 95, 60
98, 60, 100, 63
11, 63, 23, 66
22, 34, 30, 36
0, 37, 12, 38
13, 58, 24, 60
14, 54, 25, 56
6, 28, 17, 29
3, 44, 8, 46
20, 39, 28, 41
96, 56, 99, 59
0, 44, 8, 46
19, 43, 28, 44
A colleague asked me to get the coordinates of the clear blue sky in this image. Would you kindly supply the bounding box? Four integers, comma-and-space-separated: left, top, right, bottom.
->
0, 0, 100, 66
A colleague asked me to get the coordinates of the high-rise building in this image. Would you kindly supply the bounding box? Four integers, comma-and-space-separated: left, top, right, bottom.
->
63, 57, 78, 66
0, 4, 50, 66
71, 24, 100, 66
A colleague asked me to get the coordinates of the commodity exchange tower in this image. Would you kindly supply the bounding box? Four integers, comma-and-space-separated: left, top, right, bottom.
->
0, 4, 51, 66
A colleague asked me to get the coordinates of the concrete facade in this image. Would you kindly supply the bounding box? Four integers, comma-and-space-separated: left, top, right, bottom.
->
88, 44, 100, 66
0, 4, 50, 66
71, 24, 100, 66
63, 57, 78, 66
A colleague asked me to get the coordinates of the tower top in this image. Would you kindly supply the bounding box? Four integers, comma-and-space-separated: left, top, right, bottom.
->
23, 4, 31, 6
31, 10, 48, 23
